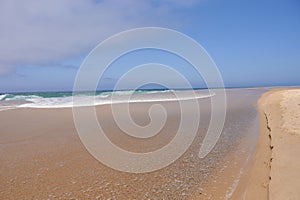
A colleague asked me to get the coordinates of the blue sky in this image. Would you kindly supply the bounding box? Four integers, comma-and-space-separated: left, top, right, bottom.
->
0, 0, 299, 92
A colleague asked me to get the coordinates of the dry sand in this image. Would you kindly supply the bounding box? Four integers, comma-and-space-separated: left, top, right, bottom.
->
245, 88, 300, 200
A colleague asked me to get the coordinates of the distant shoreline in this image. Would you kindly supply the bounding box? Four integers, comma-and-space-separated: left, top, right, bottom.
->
1, 85, 300, 94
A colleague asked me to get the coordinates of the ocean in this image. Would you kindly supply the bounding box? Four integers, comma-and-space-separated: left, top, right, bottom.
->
0, 89, 213, 111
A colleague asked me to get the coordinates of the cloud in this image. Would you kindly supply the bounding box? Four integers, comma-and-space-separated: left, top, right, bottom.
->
0, 0, 200, 75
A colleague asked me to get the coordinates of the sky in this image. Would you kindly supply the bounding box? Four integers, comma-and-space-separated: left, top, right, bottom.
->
0, 0, 299, 92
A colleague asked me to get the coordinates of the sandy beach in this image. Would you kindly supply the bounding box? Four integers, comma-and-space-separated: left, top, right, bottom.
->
1, 0, 299, 198
0, 89, 264, 199
245, 88, 300, 200
1, 88, 299, 199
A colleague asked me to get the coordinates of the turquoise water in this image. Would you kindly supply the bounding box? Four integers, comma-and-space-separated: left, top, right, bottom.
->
0, 89, 213, 111
0, 90, 172, 101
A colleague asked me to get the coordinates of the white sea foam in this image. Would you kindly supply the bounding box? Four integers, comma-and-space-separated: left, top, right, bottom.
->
0, 106, 16, 112
0, 90, 214, 111
225, 169, 243, 200
0, 94, 8, 101
5, 95, 42, 101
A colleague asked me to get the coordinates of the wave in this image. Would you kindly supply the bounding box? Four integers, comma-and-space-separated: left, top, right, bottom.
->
3, 94, 42, 101
0, 90, 214, 111
0, 94, 8, 101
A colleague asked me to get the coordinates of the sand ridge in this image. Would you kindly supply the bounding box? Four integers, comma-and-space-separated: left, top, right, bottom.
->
246, 88, 300, 200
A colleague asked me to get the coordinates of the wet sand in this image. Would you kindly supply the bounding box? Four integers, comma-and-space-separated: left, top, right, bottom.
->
246, 88, 300, 200
0, 89, 264, 199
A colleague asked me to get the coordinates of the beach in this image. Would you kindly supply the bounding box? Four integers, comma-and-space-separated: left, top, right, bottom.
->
0, 88, 300, 200
245, 88, 300, 200
2, 88, 299, 199
1, 0, 299, 199
0, 88, 265, 199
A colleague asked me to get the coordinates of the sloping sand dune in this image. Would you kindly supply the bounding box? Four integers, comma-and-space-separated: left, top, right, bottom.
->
246, 88, 300, 200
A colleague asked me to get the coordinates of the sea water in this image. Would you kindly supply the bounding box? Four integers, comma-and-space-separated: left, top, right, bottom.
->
0, 89, 213, 111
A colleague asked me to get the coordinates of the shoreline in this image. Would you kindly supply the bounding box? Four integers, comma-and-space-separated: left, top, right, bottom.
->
0, 89, 263, 199
4, 87, 300, 199
245, 88, 300, 199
